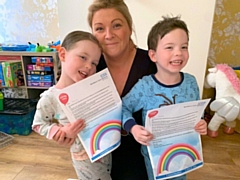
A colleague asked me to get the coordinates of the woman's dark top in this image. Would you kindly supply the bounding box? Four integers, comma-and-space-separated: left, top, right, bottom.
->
97, 48, 157, 180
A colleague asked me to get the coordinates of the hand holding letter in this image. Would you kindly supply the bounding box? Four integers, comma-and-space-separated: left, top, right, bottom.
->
194, 119, 207, 135
131, 125, 153, 146
60, 119, 86, 138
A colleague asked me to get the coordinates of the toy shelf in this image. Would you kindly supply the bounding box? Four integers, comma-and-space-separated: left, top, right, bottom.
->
0, 51, 59, 99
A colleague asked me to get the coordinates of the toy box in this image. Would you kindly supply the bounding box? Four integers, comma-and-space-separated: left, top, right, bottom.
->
0, 63, 5, 86
16, 63, 24, 86
27, 74, 53, 82
0, 98, 37, 135
1, 61, 23, 87
31, 57, 53, 63
26, 70, 52, 75
27, 81, 52, 87
27, 64, 52, 71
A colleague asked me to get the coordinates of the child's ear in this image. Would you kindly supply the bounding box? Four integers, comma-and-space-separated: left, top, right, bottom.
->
148, 49, 157, 63
58, 47, 66, 62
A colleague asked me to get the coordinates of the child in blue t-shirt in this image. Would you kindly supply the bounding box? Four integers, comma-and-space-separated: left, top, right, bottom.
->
121, 16, 207, 180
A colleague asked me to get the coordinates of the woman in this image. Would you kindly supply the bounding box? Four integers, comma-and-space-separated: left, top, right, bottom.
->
54, 0, 157, 179
88, 0, 156, 179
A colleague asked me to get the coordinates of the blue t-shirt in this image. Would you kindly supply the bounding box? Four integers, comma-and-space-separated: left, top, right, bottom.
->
122, 72, 200, 132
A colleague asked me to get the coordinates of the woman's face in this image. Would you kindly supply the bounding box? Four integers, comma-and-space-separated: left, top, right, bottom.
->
91, 8, 132, 58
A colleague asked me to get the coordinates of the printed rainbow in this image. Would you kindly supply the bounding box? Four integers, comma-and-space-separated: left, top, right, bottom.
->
158, 143, 201, 174
90, 120, 121, 155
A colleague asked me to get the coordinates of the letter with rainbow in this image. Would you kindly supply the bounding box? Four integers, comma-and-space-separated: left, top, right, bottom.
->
154, 143, 203, 179
89, 120, 121, 162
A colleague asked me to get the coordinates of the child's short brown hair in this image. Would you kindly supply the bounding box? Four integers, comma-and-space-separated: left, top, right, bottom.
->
147, 15, 189, 51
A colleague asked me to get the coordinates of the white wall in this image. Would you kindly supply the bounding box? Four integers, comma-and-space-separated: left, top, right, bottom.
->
57, 0, 216, 97
0, 0, 59, 45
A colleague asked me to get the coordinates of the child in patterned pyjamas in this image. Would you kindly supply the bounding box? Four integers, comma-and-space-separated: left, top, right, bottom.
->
32, 31, 112, 180
121, 16, 207, 180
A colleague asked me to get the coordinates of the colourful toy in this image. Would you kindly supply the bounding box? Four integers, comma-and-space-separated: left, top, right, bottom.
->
26, 42, 36, 51
35, 43, 44, 52
204, 64, 240, 137
48, 40, 61, 51
1, 61, 23, 88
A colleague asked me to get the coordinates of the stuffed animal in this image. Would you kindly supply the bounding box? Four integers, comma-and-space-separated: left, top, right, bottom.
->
204, 64, 240, 137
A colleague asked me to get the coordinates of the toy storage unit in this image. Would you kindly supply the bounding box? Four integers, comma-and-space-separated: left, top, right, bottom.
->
0, 52, 58, 136
0, 98, 38, 135
0, 51, 59, 99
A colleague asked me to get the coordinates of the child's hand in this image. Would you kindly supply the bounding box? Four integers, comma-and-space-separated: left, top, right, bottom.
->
60, 119, 86, 138
130, 125, 153, 146
195, 119, 207, 135
53, 129, 75, 146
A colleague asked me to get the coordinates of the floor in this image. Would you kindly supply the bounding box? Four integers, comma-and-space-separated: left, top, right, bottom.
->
0, 125, 240, 180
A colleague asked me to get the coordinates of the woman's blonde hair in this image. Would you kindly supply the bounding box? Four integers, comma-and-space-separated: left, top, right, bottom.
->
88, 0, 133, 32
88, 0, 137, 47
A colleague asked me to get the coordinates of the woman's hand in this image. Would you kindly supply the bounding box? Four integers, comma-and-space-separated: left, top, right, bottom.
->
195, 119, 207, 135
130, 125, 153, 146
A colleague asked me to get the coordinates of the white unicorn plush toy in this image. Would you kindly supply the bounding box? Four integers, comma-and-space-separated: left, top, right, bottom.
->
204, 64, 240, 138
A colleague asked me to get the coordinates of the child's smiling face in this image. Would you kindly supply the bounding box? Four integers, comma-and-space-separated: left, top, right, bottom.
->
150, 28, 189, 76
61, 40, 101, 83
